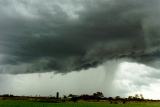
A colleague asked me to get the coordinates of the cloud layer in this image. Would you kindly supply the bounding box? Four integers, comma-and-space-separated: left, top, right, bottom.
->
0, 0, 160, 73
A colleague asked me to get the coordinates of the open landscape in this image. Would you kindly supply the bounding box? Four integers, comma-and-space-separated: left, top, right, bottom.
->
1, 0, 160, 107
0, 93, 160, 107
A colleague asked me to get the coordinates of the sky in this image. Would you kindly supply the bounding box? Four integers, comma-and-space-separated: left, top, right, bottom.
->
0, 0, 160, 99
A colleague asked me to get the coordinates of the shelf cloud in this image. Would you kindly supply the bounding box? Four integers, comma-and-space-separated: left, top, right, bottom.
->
0, 0, 160, 73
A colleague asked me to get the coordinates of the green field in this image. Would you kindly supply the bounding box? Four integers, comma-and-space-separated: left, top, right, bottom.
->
0, 100, 160, 107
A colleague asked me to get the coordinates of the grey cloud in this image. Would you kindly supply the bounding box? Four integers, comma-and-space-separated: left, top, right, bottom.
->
0, 0, 160, 73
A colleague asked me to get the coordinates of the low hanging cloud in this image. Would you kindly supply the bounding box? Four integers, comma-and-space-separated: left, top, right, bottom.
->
0, 0, 160, 74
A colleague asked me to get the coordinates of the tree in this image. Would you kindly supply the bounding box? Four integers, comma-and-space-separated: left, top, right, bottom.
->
115, 96, 121, 100
140, 94, 144, 100
93, 92, 104, 98
128, 96, 133, 100
134, 94, 140, 99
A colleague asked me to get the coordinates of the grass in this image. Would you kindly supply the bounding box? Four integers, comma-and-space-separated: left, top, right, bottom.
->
0, 100, 160, 107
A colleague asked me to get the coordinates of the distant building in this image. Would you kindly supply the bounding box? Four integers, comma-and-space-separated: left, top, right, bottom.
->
56, 92, 59, 99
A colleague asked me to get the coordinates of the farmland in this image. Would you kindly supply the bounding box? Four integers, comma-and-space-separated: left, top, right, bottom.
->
0, 100, 160, 107
0, 93, 160, 107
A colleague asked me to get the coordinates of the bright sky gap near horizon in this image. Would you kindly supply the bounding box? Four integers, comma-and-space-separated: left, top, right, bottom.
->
1, 0, 160, 99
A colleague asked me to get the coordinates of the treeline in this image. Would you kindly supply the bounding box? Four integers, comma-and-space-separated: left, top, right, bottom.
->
67, 92, 146, 103
0, 92, 159, 104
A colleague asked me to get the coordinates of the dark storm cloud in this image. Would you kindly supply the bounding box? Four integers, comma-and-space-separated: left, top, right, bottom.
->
0, 0, 160, 73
